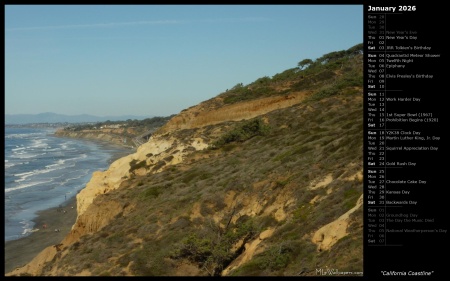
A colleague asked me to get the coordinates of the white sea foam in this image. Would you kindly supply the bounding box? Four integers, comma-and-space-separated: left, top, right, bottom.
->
5, 179, 53, 193
43, 147, 62, 152
14, 164, 66, 182
30, 141, 48, 149
60, 141, 77, 150
5, 133, 41, 139
45, 159, 67, 168
14, 171, 35, 177
64, 154, 87, 163
20, 220, 35, 235
45, 163, 59, 169
5, 160, 31, 169
5, 127, 128, 241
11, 152, 47, 159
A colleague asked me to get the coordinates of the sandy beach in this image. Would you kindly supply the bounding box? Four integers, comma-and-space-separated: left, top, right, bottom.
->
4, 194, 78, 274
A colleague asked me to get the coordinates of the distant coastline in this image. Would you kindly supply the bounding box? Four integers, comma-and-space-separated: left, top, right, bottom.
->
5, 112, 151, 125
5, 122, 71, 129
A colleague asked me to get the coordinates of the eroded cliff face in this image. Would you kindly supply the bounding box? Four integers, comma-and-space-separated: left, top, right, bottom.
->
57, 91, 311, 237
6, 46, 366, 276
67, 92, 306, 237
74, 133, 209, 218
7, 105, 218, 276
7, 79, 363, 276
158, 91, 310, 133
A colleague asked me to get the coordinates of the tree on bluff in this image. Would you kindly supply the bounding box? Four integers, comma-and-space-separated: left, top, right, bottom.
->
298, 59, 313, 70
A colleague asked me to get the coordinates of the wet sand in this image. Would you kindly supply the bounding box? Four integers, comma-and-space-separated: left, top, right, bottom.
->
4, 195, 78, 274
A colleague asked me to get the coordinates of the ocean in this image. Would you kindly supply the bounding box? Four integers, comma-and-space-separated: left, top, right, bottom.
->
4, 127, 132, 242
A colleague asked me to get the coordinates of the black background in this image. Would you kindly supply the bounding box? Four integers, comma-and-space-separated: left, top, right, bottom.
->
363, 0, 447, 280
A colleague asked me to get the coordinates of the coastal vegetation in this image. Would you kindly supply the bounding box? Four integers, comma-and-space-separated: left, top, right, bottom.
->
9, 43, 363, 276
221, 43, 362, 105
63, 116, 174, 132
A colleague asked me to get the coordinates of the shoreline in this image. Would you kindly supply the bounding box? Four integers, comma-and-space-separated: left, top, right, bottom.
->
4, 140, 133, 275
54, 134, 135, 164
4, 195, 77, 274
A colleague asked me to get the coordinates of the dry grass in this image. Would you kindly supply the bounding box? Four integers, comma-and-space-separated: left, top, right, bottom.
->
30, 49, 364, 276
39, 88, 363, 276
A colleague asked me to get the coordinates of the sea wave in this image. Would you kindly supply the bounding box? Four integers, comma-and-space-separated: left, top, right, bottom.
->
30, 139, 49, 149
5, 179, 53, 193
45, 161, 63, 169
13, 163, 69, 182
5, 127, 130, 242
4, 161, 29, 169
43, 147, 63, 152
65, 154, 88, 162
10, 152, 47, 159
20, 220, 37, 236
5, 132, 42, 139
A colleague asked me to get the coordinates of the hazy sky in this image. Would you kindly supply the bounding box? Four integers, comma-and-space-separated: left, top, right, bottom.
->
5, 5, 362, 117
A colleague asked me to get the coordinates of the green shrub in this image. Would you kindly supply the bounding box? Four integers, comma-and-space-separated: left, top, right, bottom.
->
212, 118, 270, 148
171, 219, 257, 276
129, 159, 148, 173
140, 186, 162, 199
